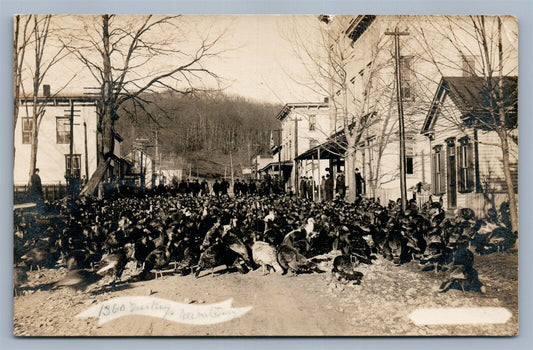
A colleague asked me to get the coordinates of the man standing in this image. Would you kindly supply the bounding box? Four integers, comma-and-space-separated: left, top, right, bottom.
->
30, 168, 43, 204
201, 179, 209, 196
213, 179, 221, 197
320, 175, 326, 201
355, 168, 365, 198
336, 172, 346, 199
324, 173, 334, 201
299, 176, 307, 199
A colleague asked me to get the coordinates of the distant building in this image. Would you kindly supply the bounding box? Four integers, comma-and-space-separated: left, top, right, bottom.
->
123, 150, 155, 188
251, 154, 275, 179
275, 102, 332, 192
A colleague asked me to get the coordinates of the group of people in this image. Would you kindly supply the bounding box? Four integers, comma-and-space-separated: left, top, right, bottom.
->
298, 171, 349, 201
169, 176, 284, 199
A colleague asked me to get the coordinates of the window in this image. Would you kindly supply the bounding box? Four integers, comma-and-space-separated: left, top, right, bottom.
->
435, 150, 441, 193
432, 145, 445, 195
457, 137, 474, 192
56, 117, 70, 144
65, 154, 81, 178
406, 157, 414, 175
309, 139, 319, 149
462, 55, 476, 77
405, 134, 414, 175
309, 115, 316, 131
21, 117, 33, 144
400, 56, 413, 100
289, 140, 292, 158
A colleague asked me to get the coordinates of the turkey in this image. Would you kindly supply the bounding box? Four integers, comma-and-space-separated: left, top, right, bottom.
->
439, 245, 485, 294
277, 245, 318, 274
194, 243, 240, 278
281, 224, 312, 257
65, 249, 102, 270
96, 250, 129, 280
53, 269, 103, 290
332, 255, 364, 284
14, 267, 28, 296
251, 240, 283, 275
20, 247, 56, 271
132, 246, 172, 281
222, 228, 255, 269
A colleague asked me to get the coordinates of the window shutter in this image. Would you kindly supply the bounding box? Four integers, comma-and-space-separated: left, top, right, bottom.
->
457, 144, 465, 192
439, 150, 446, 194
466, 141, 474, 192
431, 152, 435, 194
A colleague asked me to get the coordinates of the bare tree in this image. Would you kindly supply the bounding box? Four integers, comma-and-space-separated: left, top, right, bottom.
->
411, 15, 518, 232
62, 15, 228, 164
283, 15, 405, 201
13, 15, 33, 141
21, 15, 71, 181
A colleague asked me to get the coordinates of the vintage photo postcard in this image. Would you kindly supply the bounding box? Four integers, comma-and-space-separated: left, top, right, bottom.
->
13, 14, 518, 336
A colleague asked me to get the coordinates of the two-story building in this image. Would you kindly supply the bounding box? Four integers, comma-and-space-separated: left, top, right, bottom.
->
275, 102, 332, 192
319, 15, 517, 215
14, 91, 124, 201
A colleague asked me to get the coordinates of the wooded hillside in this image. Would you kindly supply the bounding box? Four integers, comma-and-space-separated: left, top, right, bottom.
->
116, 91, 282, 178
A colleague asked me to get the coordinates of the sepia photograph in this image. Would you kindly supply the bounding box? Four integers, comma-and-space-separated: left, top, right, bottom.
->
12, 14, 518, 336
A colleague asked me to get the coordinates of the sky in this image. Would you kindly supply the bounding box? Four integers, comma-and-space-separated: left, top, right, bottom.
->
22, 15, 325, 105
207, 15, 322, 103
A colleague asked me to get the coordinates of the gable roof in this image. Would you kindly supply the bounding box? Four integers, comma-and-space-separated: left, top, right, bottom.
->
421, 76, 518, 134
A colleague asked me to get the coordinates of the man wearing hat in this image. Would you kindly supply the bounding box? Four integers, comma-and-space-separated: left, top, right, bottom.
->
30, 168, 43, 205
355, 168, 365, 198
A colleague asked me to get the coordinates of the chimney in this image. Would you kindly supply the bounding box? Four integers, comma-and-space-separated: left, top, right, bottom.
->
43, 84, 51, 98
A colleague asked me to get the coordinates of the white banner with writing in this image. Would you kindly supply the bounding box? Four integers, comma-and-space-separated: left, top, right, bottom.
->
76, 297, 252, 325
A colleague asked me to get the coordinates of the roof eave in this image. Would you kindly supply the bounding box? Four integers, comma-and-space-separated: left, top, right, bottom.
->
420, 78, 447, 135
275, 102, 329, 121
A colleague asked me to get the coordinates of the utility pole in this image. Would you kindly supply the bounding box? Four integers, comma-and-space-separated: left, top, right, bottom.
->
84, 121, 89, 182
294, 117, 302, 195
69, 100, 74, 177
272, 129, 282, 181
252, 143, 260, 180
140, 151, 144, 188
65, 100, 80, 196
318, 147, 321, 201
386, 27, 409, 212
230, 151, 234, 185
154, 129, 159, 185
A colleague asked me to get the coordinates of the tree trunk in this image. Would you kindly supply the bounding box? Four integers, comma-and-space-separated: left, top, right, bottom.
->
496, 16, 518, 234
345, 147, 356, 202
99, 15, 115, 163
28, 129, 39, 182
499, 131, 518, 233
101, 105, 115, 160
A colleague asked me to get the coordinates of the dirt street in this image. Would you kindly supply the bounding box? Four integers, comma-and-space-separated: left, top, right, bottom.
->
13, 250, 518, 336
